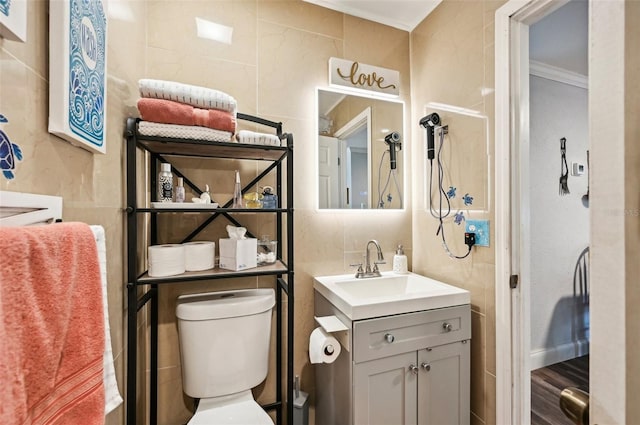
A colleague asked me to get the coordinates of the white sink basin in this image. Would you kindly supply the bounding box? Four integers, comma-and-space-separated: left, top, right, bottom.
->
314, 271, 470, 320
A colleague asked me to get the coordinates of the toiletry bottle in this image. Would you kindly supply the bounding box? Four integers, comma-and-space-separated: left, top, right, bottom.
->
393, 244, 408, 274
262, 186, 278, 209
232, 170, 243, 208
158, 163, 173, 202
175, 177, 185, 203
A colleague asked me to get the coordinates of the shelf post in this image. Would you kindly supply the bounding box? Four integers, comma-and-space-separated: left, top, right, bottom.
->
125, 119, 138, 425
286, 132, 295, 423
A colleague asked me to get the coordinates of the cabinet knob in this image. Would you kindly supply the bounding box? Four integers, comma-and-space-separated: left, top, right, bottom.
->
409, 364, 419, 375
384, 333, 395, 343
421, 362, 431, 372
442, 322, 452, 332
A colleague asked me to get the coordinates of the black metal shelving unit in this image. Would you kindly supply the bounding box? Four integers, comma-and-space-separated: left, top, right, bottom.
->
124, 116, 294, 425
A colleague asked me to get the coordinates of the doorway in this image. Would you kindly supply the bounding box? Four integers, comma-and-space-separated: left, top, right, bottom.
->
527, 3, 589, 423
494, 0, 590, 423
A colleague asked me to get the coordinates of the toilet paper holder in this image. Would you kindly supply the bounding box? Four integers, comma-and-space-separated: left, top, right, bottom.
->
314, 315, 350, 352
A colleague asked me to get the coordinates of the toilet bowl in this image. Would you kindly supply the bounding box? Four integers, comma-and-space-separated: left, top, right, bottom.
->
176, 289, 275, 425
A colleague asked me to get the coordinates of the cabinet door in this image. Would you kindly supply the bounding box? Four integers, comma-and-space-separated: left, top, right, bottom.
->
354, 351, 418, 425
417, 342, 470, 425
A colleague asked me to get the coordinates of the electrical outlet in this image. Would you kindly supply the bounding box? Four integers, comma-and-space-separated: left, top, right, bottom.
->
465, 219, 489, 247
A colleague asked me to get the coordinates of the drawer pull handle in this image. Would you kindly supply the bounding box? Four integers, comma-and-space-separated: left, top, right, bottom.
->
384, 333, 395, 343
442, 322, 452, 332
421, 362, 431, 372
409, 364, 419, 375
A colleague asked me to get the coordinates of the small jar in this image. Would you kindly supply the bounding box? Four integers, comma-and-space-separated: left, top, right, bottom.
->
243, 191, 263, 209
257, 235, 277, 265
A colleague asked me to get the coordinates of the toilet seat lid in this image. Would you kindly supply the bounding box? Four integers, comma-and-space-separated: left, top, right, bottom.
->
188, 397, 273, 425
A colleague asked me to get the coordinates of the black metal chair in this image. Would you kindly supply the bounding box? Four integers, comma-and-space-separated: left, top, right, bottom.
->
560, 246, 590, 425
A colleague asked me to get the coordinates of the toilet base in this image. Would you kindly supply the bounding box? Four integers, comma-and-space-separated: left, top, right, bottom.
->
188, 390, 273, 425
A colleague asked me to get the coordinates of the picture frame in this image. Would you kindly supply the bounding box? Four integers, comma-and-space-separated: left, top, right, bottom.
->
0, 0, 27, 42
48, 0, 108, 154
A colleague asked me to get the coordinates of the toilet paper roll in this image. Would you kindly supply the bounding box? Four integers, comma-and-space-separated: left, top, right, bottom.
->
183, 241, 215, 271
148, 244, 185, 277
309, 327, 341, 364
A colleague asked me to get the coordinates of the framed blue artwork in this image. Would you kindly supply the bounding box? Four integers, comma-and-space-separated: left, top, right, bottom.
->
49, 0, 107, 154
0, 0, 27, 42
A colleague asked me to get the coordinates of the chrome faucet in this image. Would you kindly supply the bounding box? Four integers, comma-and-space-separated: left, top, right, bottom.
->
352, 240, 385, 278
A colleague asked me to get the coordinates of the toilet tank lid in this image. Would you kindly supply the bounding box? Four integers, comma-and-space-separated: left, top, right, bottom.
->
176, 288, 275, 321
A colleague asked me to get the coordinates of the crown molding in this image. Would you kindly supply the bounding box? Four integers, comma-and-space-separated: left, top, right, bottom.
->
529, 60, 588, 89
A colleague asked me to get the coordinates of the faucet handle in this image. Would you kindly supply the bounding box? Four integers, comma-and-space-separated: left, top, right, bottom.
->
372, 260, 386, 273
350, 263, 365, 278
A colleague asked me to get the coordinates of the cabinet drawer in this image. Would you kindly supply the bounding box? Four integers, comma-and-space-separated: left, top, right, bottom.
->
353, 305, 470, 363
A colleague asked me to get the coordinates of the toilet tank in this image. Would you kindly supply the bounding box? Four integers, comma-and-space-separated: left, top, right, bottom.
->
176, 288, 275, 398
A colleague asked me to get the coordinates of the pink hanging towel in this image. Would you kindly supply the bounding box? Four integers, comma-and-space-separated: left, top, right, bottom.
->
0, 222, 105, 425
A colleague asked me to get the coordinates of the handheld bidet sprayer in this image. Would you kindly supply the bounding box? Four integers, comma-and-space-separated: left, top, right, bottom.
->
384, 131, 401, 170
419, 112, 441, 161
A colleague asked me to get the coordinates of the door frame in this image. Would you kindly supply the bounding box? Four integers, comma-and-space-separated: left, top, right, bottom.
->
494, 1, 570, 423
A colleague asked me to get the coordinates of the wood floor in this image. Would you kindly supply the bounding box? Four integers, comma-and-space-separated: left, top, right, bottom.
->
531, 355, 589, 425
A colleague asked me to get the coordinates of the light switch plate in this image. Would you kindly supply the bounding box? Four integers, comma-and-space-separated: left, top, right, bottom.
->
465, 219, 489, 247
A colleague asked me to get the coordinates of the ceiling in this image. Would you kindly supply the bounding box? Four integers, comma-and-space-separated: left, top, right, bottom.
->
302, 0, 442, 32
530, 0, 588, 76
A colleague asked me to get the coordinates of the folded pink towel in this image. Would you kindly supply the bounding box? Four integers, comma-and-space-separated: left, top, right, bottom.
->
0, 222, 105, 425
137, 98, 237, 134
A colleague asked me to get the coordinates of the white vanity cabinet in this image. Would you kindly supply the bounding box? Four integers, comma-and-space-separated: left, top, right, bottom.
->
315, 293, 471, 425
353, 351, 418, 424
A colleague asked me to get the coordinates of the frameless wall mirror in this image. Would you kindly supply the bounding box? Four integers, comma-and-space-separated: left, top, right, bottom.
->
317, 88, 404, 209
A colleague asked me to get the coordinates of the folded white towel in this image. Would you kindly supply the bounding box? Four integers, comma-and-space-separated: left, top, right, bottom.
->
139, 79, 237, 114
236, 130, 282, 146
138, 121, 234, 143
90, 225, 124, 415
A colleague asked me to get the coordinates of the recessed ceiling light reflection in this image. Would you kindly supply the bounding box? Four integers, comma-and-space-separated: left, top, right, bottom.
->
108, 1, 134, 22
195, 17, 233, 45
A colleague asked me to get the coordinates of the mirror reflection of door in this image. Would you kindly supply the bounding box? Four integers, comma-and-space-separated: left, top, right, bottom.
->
318, 124, 369, 208
317, 88, 404, 210
318, 135, 342, 209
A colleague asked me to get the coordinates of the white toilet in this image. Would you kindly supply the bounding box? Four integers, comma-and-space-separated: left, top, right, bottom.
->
176, 288, 275, 425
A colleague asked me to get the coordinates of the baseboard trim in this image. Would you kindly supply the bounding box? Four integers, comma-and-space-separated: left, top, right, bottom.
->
530, 339, 590, 370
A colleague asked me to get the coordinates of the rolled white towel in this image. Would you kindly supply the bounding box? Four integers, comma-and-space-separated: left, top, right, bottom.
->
138, 79, 237, 114
236, 130, 281, 146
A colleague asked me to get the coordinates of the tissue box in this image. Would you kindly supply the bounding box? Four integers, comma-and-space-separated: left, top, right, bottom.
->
218, 238, 257, 271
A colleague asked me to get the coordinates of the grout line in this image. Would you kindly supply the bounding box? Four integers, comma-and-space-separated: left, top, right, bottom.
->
146, 44, 257, 69
471, 308, 487, 317
257, 18, 344, 43
471, 411, 486, 424
1, 46, 48, 83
